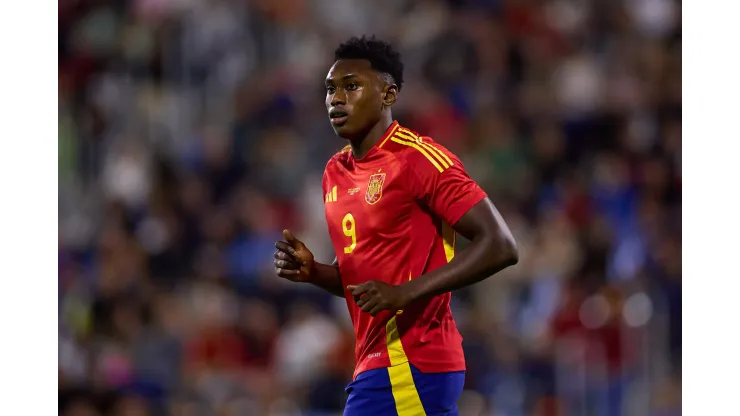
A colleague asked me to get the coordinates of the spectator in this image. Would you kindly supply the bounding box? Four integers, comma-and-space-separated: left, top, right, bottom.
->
58, 0, 681, 413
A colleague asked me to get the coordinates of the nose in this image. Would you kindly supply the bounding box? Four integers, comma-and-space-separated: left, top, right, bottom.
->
330, 90, 346, 107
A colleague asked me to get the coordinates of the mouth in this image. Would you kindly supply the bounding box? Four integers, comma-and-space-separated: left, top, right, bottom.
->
329, 109, 349, 126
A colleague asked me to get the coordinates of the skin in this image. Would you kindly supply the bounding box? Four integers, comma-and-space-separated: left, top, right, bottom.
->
324, 59, 398, 158
274, 57, 518, 315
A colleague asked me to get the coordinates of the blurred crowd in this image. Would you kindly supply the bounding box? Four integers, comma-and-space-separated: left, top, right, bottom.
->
58, 0, 682, 415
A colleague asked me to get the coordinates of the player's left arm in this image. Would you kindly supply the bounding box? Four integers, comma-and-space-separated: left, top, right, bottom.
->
402, 197, 518, 302
349, 145, 518, 315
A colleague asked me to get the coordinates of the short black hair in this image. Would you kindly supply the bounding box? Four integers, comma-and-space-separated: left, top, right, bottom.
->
334, 35, 404, 91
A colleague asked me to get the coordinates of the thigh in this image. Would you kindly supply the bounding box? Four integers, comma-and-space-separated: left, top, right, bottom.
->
343, 368, 398, 416
409, 364, 465, 416
344, 364, 466, 416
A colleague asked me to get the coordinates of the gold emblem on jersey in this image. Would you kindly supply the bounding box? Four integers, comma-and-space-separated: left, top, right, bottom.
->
365, 173, 386, 205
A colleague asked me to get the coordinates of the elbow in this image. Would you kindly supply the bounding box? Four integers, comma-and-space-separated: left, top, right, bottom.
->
500, 235, 519, 267
483, 234, 518, 273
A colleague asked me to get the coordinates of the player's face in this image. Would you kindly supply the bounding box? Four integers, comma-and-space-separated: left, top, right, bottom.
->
325, 59, 386, 140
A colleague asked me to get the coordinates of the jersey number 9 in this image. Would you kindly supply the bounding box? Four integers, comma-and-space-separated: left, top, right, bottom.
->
342, 213, 357, 254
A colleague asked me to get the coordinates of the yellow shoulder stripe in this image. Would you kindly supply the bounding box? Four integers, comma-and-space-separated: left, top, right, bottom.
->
391, 134, 452, 173
396, 128, 454, 168
378, 123, 401, 148
390, 135, 443, 172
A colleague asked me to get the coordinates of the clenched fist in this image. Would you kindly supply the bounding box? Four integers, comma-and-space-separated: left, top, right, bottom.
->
274, 229, 315, 283
348, 280, 412, 316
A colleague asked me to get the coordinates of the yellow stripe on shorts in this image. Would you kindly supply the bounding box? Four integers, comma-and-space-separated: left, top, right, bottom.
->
385, 316, 426, 415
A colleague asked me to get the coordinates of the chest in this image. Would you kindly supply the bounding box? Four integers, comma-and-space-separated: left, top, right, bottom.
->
324, 165, 413, 247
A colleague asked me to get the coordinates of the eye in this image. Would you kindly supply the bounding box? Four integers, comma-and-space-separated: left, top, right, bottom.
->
346, 83, 359, 91
326, 86, 336, 94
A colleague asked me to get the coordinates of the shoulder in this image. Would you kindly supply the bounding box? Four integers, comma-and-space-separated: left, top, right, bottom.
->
378, 125, 458, 174
324, 144, 352, 172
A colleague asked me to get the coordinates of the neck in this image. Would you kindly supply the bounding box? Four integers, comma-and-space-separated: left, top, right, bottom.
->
349, 113, 393, 159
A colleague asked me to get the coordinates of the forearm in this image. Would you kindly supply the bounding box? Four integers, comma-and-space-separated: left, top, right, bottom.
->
309, 259, 345, 297
403, 234, 518, 302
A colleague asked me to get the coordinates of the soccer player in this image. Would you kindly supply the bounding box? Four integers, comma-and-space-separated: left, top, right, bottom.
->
273, 36, 518, 416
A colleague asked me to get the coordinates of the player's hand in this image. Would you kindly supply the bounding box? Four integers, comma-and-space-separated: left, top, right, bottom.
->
347, 281, 411, 316
274, 229, 315, 283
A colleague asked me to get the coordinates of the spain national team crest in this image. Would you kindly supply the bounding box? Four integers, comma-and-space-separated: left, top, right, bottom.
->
365, 172, 386, 205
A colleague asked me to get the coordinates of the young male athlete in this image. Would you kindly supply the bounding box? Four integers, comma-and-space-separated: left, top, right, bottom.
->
273, 36, 518, 416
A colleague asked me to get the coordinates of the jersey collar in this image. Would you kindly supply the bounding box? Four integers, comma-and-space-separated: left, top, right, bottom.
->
353, 120, 400, 162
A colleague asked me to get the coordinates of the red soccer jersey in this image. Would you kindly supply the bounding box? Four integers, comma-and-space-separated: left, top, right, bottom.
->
322, 121, 487, 378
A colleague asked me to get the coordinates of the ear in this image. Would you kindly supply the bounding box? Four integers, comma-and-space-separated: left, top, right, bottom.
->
383, 84, 398, 108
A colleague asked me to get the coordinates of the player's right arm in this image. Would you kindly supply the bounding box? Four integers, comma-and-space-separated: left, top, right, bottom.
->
274, 230, 345, 297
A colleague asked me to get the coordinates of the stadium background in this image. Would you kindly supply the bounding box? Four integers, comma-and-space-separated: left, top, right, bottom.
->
58, 0, 681, 415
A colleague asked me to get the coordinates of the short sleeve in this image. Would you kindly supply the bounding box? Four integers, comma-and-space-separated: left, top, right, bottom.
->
406, 141, 487, 226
